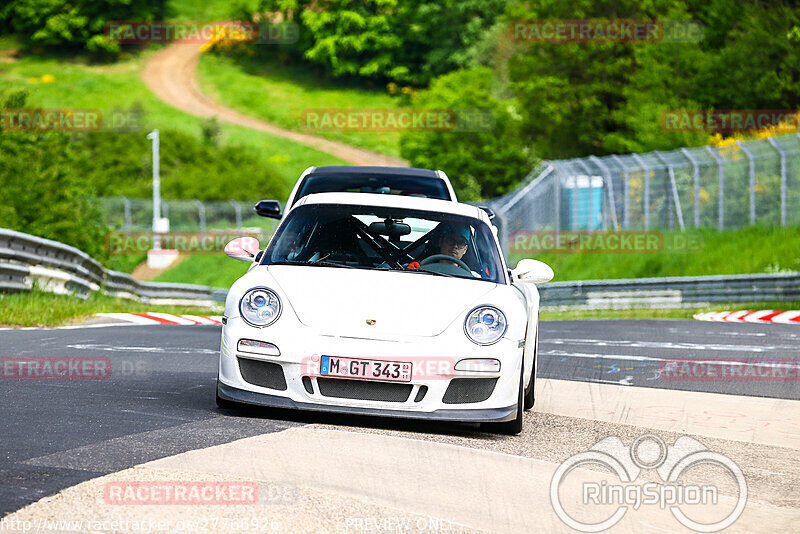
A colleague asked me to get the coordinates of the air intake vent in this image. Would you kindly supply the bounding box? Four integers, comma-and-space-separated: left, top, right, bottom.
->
414, 385, 428, 402
442, 378, 497, 404
238, 358, 287, 391
317, 378, 412, 402
302, 376, 314, 394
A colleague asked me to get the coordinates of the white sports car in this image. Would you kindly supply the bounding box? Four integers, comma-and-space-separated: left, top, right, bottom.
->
217, 192, 553, 434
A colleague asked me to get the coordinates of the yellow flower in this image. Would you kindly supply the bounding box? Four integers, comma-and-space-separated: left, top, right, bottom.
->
29, 77, 39, 84
40, 74, 55, 83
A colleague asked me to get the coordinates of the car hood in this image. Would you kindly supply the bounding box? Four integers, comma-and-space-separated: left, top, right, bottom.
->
260, 265, 498, 338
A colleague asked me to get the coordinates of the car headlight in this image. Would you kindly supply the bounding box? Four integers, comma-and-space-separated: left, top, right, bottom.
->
464, 306, 507, 345
239, 287, 281, 327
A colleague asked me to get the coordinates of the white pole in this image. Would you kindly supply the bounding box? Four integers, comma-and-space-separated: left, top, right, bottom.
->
147, 129, 161, 250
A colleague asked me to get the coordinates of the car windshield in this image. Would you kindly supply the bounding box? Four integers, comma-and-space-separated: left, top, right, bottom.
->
262, 203, 505, 284
292, 173, 450, 207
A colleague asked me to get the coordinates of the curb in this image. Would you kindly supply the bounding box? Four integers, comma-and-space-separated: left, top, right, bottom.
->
95, 313, 223, 325
693, 310, 800, 324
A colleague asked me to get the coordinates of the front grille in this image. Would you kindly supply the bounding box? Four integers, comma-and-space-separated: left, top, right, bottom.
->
414, 385, 428, 402
317, 378, 412, 402
238, 358, 287, 391
442, 378, 498, 404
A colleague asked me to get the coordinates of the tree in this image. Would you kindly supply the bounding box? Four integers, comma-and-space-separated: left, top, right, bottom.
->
399, 68, 535, 200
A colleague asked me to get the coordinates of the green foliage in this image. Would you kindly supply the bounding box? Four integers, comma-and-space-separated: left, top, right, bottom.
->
1, 0, 166, 55
243, 0, 504, 85
0, 131, 107, 258
505, 0, 800, 158
399, 68, 534, 200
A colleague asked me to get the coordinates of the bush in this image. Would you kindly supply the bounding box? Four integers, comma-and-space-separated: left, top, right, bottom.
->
399, 68, 535, 201
0, 0, 165, 55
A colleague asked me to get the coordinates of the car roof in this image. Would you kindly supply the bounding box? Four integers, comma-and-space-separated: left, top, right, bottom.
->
307, 166, 441, 178
292, 192, 490, 223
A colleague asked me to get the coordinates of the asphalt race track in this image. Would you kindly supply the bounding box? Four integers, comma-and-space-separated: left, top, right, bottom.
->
1, 320, 798, 522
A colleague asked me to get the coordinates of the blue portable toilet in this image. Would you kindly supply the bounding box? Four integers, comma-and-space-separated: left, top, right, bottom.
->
560, 175, 604, 230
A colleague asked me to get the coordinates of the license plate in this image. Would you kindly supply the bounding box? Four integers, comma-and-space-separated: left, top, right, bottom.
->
319, 356, 413, 382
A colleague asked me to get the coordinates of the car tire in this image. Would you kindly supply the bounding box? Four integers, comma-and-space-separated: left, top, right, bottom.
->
482, 366, 523, 435
523, 329, 538, 410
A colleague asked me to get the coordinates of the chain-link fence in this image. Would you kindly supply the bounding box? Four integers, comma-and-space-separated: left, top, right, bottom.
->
99, 198, 278, 235
488, 133, 800, 255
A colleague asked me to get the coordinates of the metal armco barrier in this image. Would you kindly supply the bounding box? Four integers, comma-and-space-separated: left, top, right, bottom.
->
0, 228, 226, 307
3, 228, 797, 310
539, 272, 800, 310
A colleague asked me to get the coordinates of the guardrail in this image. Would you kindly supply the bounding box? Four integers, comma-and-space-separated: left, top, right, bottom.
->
0, 228, 226, 307
539, 272, 800, 310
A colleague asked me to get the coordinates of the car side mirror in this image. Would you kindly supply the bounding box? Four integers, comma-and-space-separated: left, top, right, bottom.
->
224, 237, 261, 262
255, 200, 282, 219
512, 259, 554, 284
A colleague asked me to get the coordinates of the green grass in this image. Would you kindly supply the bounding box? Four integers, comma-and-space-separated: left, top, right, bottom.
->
540, 301, 800, 321
509, 226, 800, 282
197, 53, 403, 157
154, 254, 250, 287
167, 0, 233, 21
0, 289, 217, 327
0, 53, 347, 185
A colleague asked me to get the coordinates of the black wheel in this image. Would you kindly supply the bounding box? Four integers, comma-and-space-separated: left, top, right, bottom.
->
523, 329, 538, 410
482, 366, 523, 435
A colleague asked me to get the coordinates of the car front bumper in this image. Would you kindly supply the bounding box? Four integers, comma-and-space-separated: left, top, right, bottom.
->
217, 316, 524, 423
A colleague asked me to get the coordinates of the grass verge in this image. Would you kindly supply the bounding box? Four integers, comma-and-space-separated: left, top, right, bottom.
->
509, 227, 800, 281
540, 301, 800, 321
154, 254, 249, 287
197, 53, 402, 157
0, 53, 346, 185
0, 289, 218, 327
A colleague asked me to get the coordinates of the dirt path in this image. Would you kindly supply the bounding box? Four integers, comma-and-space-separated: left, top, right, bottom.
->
142, 42, 407, 166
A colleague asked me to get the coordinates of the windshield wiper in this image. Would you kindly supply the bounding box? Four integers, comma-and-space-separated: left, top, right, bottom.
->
269, 260, 357, 269
411, 268, 460, 279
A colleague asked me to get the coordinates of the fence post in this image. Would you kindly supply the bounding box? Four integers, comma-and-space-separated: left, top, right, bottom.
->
120, 196, 132, 230
632, 154, 650, 230
680, 148, 701, 227
589, 156, 620, 231
194, 200, 207, 233
654, 151, 685, 231
230, 200, 243, 230
735, 140, 757, 225
611, 155, 630, 229
705, 146, 725, 230
766, 137, 787, 227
